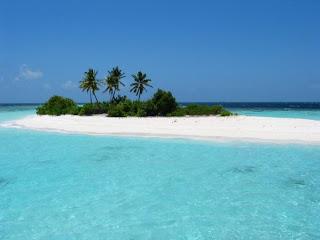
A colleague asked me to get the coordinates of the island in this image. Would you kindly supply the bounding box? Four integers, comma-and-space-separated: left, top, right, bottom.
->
3, 67, 320, 144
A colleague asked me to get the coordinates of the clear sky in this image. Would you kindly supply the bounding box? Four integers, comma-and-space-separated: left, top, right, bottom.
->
1, 0, 319, 103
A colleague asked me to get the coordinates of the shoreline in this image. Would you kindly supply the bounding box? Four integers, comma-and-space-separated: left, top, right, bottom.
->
2, 114, 320, 145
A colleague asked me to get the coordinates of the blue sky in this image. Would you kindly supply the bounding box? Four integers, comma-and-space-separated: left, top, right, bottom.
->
1, 0, 319, 103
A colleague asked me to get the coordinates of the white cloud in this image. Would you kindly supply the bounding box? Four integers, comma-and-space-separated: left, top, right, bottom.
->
62, 80, 78, 90
15, 64, 43, 81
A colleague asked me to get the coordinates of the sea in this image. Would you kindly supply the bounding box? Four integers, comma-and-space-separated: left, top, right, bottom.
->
0, 103, 319, 239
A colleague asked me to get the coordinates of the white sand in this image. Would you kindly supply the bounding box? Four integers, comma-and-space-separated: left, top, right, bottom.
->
2, 114, 320, 144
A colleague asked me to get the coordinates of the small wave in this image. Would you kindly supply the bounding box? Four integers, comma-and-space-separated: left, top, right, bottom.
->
0, 121, 23, 129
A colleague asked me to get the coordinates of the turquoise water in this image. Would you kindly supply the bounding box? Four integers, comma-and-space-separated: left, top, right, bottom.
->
230, 108, 320, 121
0, 106, 320, 239
0, 105, 37, 122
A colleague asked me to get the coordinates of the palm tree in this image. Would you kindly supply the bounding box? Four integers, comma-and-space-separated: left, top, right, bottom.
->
104, 67, 125, 101
79, 68, 100, 104
130, 71, 152, 100
105, 75, 116, 101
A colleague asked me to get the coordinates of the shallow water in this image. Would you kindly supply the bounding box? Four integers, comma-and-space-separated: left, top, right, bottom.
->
230, 108, 320, 121
0, 106, 320, 239
0, 105, 37, 122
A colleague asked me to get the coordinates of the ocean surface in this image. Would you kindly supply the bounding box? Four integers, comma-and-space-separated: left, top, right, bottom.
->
183, 102, 320, 121
0, 104, 320, 239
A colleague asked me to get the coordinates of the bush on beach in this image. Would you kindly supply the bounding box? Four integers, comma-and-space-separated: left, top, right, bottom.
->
78, 103, 109, 116
151, 89, 177, 116
169, 104, 234, 117
107, 99, 152, 117
36, 96, 78, 116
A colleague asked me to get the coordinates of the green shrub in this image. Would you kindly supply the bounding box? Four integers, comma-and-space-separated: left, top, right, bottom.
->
182, 104, 228, 116
167, 104, 233, 117
105, 100, 233, 117
220, 109, 233, 116
78, 103, 108, 116
113, 100, 134, 116
141, 100, 157, 116
167, 108, 186, 116
185, 105, 211, 115
136, 108, 147, 117
106, 99, 158, 117
107, 100, 147, 117
69, 106, 81, 115
100, 102, 111, 113
119, 100, 133, 114
151, 89, 177, 116
130, 101, 143, 114
36, 96, 77, 115
107, 104, 125, 117
129, 101, 148, 117
211, 105, 224, 115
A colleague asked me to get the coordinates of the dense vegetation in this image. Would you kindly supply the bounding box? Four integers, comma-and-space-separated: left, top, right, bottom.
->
37, 67, 234, 117
36, 96, 79, 115
169, 104, 232, 117
37, 91, 233, 117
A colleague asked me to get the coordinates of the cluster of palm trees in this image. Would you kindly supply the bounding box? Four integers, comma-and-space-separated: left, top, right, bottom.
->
79, 67, 152, 103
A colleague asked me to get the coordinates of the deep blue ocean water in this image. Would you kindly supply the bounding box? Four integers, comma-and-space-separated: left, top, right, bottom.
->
0, 104, 320, 239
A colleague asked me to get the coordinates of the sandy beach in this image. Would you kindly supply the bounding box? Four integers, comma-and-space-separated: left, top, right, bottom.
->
2, 114, 320, 144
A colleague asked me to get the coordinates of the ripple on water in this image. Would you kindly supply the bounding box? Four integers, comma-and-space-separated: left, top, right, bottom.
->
230, 165, 256, 174
286, 177, 306, 187
0, 178, 9, 188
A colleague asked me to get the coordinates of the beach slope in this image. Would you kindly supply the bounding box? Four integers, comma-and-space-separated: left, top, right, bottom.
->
3, 115, 320, 144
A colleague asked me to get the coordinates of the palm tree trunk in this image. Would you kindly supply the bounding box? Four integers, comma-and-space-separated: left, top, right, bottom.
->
112, 91, 116, 102
89, 91, 92, 104
93, 91, 99, 104
138, 94, 141, 101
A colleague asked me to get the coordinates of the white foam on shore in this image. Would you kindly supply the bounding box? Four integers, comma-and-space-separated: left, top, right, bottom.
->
2, 114, 320, 145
